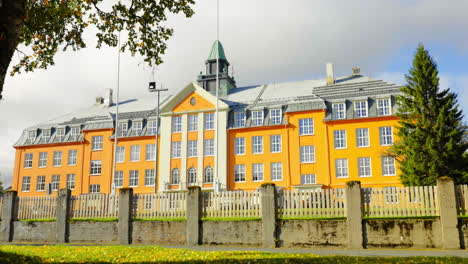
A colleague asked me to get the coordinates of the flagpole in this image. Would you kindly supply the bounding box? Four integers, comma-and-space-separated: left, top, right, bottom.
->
215, 0, 220, 192
111, 31, 121, 195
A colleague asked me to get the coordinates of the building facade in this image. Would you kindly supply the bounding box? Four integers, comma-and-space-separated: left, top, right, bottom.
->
12, 41, 402, 196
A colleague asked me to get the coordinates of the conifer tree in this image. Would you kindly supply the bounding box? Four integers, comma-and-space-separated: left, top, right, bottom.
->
393, 44, 468, 186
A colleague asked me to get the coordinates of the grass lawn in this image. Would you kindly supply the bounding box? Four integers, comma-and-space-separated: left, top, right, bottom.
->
0, 245, 465, 264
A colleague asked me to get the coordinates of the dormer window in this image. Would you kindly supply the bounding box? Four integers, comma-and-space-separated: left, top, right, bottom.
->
377, 98, 392, 116
133, 121, 142, 135
354, 101, 368, 118
42, 129, 51, 142
71, 127, 81, 139
118, 122, 128, 137
27, 130, 36, 143
56, 128, 65, 141
147, 120, 157, 135
332, 103, 346, 119
252, 110, 264, 126
270, 109, 282, 125
234, 112, 246, 128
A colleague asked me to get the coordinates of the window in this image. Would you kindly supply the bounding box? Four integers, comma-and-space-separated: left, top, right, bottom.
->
56, 128, 65, 141
187, 167, 197, 184
133, 121, 143, 135
358, 157, 372, 177
354, 101, 368, 118
188, 114, 198, 131
145, 169, 155, 186
252, 110, 264, 126
89, 184, 100, 193
252, 136, 263, 154
234, 112, 246, 128
51, 174, 60, 191
171, 141, 181, 158
252, 163, 264, 182
271, 162, 283, 181
71, 127, 81, 139
234, 137, 245, 155
130, 145, 140, 162
172, 116, 182, 133
129, 170, 139, 187
147, 120, 158, 135
114, 171, 124, 188
334, 130, 347, 149
24, 153, 33, 168
379, 126, 393, 146
377, 98, 391, 116
171, 168, 180, 184
27, 131, 36, 143
384, 187, 399, 204
117, 122, 128, 137
204, 166, 213, 183
187, 140, 198, 157
116, 146, 125, 163
332, 103, 346, 119
68, 149, 78, 166
301, 174, 316, 185
204, 113, 214, 130
382, 156, 396, 176
66, 174, 75, 190
300, 145, 315, 163
92, 136, 103, 150
234, 164, 246, 182
53, 151, 62, 167
335, 159, 349, 178
356, 128, 370, 147
204, 139, 214, 156
90, 160, 102, 175
270, 135, 282, 153
21, 176, 31, 192
36, 176, 46, 191
146, 144, 156, 161
42, 129, 51, 142
38, 152, 48, 168
299, 118, 314, 135
270, 109, 282, 125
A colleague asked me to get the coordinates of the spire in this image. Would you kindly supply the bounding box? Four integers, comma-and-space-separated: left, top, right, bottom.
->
207, 40, 227, 61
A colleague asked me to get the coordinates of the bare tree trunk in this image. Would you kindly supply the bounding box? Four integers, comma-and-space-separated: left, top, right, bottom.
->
0, 0, 25, 100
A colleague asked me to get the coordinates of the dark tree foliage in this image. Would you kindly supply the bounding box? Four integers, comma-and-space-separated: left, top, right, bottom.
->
393, 44, 468, 186
0, 0, 195, 99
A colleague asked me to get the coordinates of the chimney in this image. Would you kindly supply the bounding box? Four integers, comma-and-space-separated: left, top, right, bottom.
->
326, 63, 335, 85
352, 66, 361, 76
104, 88, 113, 107
95, 96, 104, 105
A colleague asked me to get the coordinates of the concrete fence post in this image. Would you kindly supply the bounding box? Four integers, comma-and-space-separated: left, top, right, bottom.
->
0, 191, 17, 242
261, 183, 277, 248
436, 177, 460, 249
56, 188, 71, 243
345, 181, 363, 249
186, 186, 202, 246
118, 188, 133, 244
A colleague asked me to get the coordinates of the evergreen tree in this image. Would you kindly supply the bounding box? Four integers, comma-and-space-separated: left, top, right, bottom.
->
393, 44, 468, 186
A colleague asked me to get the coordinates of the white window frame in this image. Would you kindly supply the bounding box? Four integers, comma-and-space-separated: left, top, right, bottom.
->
204, 166, 213, 183
129, 170, 139, 187
356, 128, 370, 148
21, 176, 31, 192
204, 139, 214, 156
234, 112, 246, 128
382, 156, 396, 176
38, 152, 48, 168
172, 116, 182, 133
147, 120, 158, 135
379, 126, 393, 146
252, 163, 264, 182
118, 122, 128, 137
271, 162, 283, 181
234, 137, 245, 155
252, 110, 264, 126
234, 164, 246, 182
332, 103, 346, 119
299, 118, 314, 135
204, 113, 214, 130
27, 131, 36, 143
53, 151, 62, 167
90, 160, 102, 175
66, 174, 75, 190
51, 174, 60, 191
171, 168, 180, 184
354, 101, 368, 118
270, 135, 282, 153
187, 140, 198, 157
92, 135, 103, 150
89, 184, 100, 193
130, 145, 140, 162
145, 169, 155, 186
68, 149, 78, 166
56, 128, 65, 141
71, 127, 81, 139
358, 157, 372, 177
36, 175, 46, 191
302, 174, 316, 185
252, 136, 263, 154
42, 129, 51, 142
145, 144, 156, 161
133, 121, 143, 135
300, 145, 315, 163
171, 141, 181, 158
335, 158, 349, 178
187, 167, 197, 184
114, 171, 124, 188
116, 146, 125, 163
24, 153, 33, 168
270, 109, 282, 125
188, 114, 198, 132
334, 130, 347, 149
377, 98, 392, 116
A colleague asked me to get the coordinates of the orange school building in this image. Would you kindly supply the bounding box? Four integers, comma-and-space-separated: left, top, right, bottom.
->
12, 41, 402, 196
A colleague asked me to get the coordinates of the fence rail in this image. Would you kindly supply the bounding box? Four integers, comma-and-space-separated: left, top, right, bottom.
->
278, 189, 346, 218
132, 192, 187, 219
202, 191, 261, 219
69, 194, 118, 219
362, 186, 439, 217
456, 184, 468, 216
16, 196, 56, 220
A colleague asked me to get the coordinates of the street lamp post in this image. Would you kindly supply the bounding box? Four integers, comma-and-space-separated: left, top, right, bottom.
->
149, 82, 168, 193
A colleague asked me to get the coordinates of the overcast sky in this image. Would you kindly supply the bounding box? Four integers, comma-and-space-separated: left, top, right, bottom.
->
1, 0, 468, 187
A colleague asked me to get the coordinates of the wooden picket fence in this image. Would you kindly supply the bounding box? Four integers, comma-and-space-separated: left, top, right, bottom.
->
362, 186, 439, 217
16, 196, 56, 220
278, 189, 346, 218
132, 192, 187, 219
69, 194, 119, 219
0, 197, 3, 217
202, 191, 261, 219
456, 185, 468, 216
